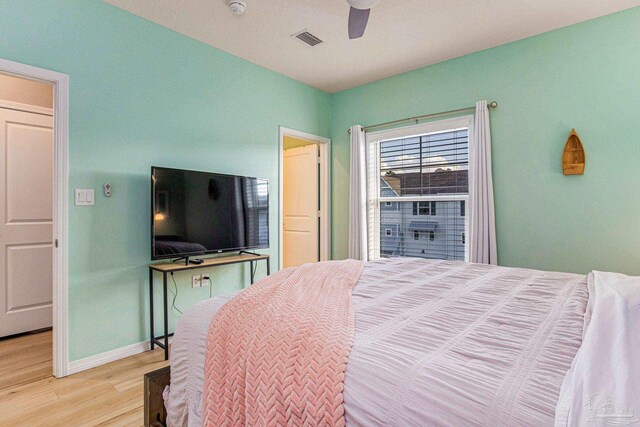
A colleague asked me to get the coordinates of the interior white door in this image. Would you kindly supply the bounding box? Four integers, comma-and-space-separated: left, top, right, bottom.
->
283, 144, 319, 268
0, 107, 53, 337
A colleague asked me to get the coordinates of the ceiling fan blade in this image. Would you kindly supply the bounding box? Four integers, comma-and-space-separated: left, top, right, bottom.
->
348, 7, 370, 39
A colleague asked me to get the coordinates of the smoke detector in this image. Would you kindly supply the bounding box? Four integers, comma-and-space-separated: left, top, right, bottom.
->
227, 1, 246, 15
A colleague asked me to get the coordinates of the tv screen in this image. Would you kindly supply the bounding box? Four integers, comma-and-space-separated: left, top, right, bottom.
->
151, 167, 269, 260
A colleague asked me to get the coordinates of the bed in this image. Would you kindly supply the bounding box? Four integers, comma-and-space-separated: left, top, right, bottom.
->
165, 257, 606, 426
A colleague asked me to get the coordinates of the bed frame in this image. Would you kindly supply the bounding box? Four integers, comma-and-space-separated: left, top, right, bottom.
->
144, 366, 171, 427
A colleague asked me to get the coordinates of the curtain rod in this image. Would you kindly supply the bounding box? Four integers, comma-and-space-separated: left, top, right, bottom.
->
349, 101, 498, 134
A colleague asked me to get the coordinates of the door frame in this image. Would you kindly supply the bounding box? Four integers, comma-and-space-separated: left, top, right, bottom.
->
278, 127, 331, 270
0, 58, 69, 378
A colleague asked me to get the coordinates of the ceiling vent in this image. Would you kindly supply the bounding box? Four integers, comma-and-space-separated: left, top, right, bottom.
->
292, 30, 323, 47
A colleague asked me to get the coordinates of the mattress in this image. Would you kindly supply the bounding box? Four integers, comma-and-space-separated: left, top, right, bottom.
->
166, 258, 588, 426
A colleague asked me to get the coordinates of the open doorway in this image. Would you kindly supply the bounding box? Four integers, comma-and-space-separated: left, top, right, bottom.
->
278, 128, 330, 269
0, 73, 55, 386
0, 58, 68, 379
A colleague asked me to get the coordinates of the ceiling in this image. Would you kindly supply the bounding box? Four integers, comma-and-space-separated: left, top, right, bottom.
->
104, 0, 640, 93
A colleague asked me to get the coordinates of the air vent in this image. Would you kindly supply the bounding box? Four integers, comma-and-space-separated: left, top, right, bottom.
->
293, 30, 323, 47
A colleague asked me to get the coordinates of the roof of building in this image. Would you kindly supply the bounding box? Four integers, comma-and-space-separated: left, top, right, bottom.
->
381, 169, 468, 196
408, 221, 438, 232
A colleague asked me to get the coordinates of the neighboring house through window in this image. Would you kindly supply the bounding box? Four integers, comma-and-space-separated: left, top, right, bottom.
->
366, 116, 472, 261
413, 201, 436, 216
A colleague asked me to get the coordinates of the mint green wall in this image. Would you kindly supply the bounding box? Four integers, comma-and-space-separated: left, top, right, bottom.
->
331, 8, 640, 275
0, 0, 331, 360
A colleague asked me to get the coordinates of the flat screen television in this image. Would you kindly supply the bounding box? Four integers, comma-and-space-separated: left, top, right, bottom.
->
151, 166, 269, 260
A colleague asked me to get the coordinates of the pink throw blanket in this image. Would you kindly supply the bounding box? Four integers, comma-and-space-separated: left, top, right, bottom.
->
202, 260, 364, 427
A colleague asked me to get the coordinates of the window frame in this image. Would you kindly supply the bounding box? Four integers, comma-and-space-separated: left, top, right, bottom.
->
366, 116, 473, 262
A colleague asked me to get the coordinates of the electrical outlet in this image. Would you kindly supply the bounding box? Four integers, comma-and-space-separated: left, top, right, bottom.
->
201, 273, 211, 287
192, 274, 202, 288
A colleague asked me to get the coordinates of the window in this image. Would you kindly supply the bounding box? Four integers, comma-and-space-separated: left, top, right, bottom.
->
380, 224, 400, 256
368, 117, 471, 261
413, 201, 436, 216
244, 179, 270, 247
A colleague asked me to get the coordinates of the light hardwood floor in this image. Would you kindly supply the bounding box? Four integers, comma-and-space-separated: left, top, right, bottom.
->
0, 331, 169, 426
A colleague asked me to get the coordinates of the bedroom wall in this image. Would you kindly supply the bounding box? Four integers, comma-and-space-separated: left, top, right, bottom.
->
330, 7, 640, 275
0, 0, 331, 361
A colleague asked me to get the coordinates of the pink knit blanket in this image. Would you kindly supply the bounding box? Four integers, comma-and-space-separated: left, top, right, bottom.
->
202, 260, 365, 427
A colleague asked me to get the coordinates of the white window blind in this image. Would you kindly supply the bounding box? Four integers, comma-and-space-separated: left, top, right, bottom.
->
366, 118, 471, 261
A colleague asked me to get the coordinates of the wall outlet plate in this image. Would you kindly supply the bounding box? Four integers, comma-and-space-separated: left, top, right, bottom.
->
192, 274, 202, 288
201, 273, 211, 287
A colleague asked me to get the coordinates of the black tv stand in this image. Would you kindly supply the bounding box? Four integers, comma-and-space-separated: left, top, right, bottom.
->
170, 256, 190, 265
170, 256, 205, 265
239, 250, 261, 257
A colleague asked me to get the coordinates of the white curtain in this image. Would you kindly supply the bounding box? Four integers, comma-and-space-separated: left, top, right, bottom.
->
348, 125, 368, 261
469, 101, 498, 265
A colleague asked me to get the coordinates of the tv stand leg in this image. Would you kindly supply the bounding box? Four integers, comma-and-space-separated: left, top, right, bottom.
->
149, 268, 154, 351
170, 256, 190, 266
162, 272, 169, 361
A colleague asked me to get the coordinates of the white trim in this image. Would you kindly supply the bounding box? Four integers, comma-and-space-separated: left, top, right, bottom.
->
464, 117, 474, 263
0, 58, 70, 378
379, 195, 469, 203
0, 99, 53, 116
68, 341, 149, 375
366, 116, 473, 143
278, 127, 331, 270
366, 115, 473, 262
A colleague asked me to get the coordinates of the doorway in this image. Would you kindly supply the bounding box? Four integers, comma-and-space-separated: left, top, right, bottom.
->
0, 73, 54, 337
0, 73, 54, 383
278, 128, 330, 269
0, 58, 69, 378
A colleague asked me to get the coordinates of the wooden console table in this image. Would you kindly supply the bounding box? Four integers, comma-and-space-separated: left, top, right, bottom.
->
148, 253, 270, 360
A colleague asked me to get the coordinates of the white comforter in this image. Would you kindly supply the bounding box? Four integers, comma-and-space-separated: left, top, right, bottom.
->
167, 258, 590, 426
555, 271, 640, 427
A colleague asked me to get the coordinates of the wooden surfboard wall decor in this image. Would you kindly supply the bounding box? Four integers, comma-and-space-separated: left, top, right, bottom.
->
562, 129, 585, 175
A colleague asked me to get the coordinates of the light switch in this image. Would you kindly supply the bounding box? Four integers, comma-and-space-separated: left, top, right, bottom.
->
75, 189, 95, 206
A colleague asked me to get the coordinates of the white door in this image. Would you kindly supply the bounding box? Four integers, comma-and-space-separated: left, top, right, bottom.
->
283, 144, 319, 268
0, 108, 54, 337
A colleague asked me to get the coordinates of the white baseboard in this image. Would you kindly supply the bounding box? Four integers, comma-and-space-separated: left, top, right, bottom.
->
67, 340, 150, 375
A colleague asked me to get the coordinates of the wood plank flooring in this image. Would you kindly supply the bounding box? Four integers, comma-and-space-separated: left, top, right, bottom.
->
0, 331, 169, 426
